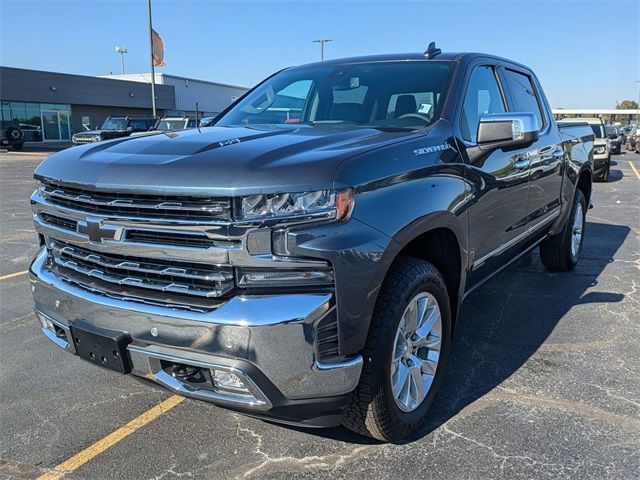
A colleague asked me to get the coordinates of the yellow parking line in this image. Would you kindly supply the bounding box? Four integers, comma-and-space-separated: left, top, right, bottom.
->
0, 270, 28, 281
37, 395, 185, 480
629, 161, 640, 180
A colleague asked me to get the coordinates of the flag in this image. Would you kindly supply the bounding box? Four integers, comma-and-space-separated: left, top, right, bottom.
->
152, 28, 165, 67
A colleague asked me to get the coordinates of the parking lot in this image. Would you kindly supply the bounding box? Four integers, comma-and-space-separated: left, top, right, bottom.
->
0, 150, 638, 479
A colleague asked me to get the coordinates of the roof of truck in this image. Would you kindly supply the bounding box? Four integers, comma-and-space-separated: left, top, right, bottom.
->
294, 51, 531, 71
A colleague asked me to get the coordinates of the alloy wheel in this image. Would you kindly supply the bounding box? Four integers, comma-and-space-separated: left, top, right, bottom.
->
390, 292, 442, 412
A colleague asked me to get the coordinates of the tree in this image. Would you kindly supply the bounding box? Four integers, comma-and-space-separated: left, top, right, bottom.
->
616, 100, 639, 109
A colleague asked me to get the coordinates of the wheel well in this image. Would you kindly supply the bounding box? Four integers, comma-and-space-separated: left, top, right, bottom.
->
577, 170, 592, 204
397, 228, 461, 331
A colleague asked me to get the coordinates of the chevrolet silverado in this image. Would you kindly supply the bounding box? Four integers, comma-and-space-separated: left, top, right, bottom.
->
30, 46, 594, 441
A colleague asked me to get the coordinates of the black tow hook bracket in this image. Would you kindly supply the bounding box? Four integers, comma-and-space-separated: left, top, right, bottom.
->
171, 364, 202, 380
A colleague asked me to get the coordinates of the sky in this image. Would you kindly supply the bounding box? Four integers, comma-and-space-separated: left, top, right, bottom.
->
1, 0, 638, 109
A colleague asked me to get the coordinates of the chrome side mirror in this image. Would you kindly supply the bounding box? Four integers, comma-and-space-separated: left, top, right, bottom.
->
477, 112, 539, 149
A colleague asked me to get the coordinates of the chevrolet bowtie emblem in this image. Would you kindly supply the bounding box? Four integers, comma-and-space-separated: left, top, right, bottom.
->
77, 218, 123, 243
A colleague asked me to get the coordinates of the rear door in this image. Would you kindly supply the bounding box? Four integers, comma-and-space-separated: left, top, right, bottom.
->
500, 67, 564, 236
457, 64, 531, 287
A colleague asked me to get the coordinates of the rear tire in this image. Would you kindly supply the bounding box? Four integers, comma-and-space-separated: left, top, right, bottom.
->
342, 257, 451, 441
540, 189, 586, 271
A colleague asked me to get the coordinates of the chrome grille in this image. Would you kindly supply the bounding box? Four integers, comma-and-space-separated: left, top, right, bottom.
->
40, 213, 77, 231
72, 136, 95, 144
125, 230, 238, 249
39, 181, 232, 222
49, 240, 234, 307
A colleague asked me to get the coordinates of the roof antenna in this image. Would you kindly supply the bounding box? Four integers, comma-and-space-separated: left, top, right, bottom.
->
424, 42, 441, 59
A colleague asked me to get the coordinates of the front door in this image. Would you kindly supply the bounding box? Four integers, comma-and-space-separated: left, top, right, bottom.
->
458, 65, 531, 287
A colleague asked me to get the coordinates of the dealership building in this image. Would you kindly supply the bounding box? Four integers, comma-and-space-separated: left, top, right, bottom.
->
0, 66, 247, 144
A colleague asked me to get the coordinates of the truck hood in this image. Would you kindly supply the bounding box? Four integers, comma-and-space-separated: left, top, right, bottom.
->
36, 125, 420, 196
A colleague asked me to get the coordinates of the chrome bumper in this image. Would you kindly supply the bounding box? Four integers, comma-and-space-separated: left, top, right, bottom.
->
30, 248, 362, 410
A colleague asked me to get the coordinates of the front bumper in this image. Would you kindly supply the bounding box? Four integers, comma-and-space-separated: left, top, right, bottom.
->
30, 248, 363, 426
593, 151, 610, 175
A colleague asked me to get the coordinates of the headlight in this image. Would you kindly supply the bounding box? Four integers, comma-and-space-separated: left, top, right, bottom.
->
594, 146, 607, 154
238, 189, 353, 222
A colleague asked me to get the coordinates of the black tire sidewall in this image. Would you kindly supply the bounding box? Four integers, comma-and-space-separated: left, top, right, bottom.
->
377, 262, 452, 434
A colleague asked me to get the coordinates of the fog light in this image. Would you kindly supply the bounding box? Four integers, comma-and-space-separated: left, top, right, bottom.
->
237, 269, 334, 287
211, 369, 248, 392
36, 311, 53, 330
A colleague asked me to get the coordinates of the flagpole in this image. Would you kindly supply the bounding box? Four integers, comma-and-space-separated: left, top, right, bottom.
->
147, 0, 156, 117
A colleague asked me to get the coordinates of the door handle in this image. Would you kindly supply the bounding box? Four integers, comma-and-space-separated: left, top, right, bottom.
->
552, 149, 565, 160
513, 157, 530, 170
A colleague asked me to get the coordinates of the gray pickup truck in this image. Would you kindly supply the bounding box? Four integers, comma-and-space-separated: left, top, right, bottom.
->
29, 47, 594, 441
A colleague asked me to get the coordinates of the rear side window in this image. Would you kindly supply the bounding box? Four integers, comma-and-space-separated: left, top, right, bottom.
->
461, 66, 506, 143
503, 69, 544, 130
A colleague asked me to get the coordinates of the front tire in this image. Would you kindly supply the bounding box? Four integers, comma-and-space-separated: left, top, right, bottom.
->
342, 257, 451, 441
539, 189, 586, 271
594, 157, 610, 182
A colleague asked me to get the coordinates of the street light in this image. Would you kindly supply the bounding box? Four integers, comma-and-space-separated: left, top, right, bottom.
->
312, 39, 332, 61
115, 46, 128, 75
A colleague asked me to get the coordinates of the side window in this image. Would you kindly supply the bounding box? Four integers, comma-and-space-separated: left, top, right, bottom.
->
503, 69, 544, 130
461, 66, 506, 143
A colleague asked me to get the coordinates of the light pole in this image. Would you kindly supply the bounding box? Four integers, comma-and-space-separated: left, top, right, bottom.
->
312, 39, 332, 61
115, 46, 128, 75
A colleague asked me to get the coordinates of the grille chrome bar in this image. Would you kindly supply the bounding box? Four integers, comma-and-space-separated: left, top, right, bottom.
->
39, 181, 232, 221
50, 240, 234, 300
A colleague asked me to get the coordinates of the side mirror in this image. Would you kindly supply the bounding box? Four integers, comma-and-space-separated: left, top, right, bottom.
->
477, 113, 539, 150
126, 126, 134, 131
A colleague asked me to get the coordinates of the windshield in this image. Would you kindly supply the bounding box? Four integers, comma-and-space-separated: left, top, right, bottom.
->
157, 119, 187, 131
215, 61, 453, 130
100, 117, 128, 130
590, 124, 606, 138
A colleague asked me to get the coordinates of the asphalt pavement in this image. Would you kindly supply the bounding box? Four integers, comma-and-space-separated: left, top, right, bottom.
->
0, 149, 638, 479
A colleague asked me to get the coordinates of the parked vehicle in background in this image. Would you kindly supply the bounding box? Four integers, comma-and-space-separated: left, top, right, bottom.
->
607, 127, 622, 155
559, 117, 609, 181
0, 120, 25, 150
627, 130, 636, 150
30, 48, 594, 441
129, 116, 198, 138
155, 116, 197, 131
199, 116, 216, 127
71, 115, 158, 144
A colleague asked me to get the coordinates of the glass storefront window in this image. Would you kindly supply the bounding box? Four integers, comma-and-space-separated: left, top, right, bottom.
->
0, 101, 70, 142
